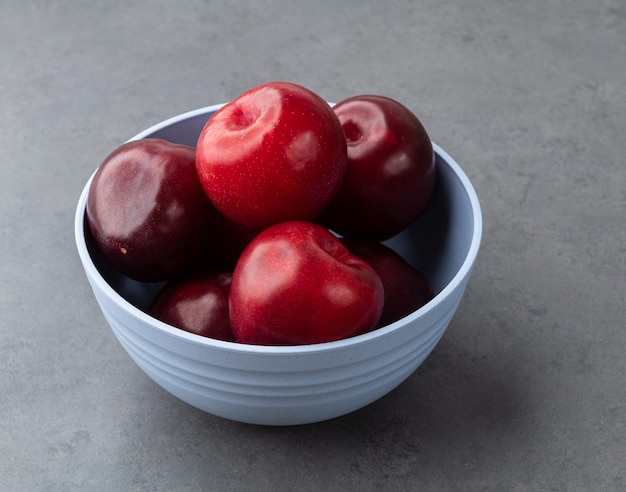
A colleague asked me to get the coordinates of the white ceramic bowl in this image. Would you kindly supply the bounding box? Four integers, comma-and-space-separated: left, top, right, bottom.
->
75, 104, 482, 426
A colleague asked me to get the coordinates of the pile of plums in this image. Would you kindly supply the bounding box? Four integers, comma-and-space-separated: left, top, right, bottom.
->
86, 81, 436, 345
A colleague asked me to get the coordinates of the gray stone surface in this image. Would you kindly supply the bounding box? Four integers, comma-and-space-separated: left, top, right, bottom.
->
2, 1, 625, 490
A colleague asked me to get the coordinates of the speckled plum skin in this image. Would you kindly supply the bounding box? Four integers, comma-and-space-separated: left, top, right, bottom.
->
149, 270, 234, 342
195, 82, 347, 231
230, 221, 384, 346
319, 95, 436, 240
86, 139, 220, 282
341, 238, 434, 327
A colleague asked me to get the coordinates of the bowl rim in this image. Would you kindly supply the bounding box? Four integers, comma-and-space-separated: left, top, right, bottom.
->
75, 104, 482, 356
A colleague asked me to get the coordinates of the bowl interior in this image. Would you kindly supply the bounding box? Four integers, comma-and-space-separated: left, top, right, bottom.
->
384, 146, 478, 295
77, 105, 481, 346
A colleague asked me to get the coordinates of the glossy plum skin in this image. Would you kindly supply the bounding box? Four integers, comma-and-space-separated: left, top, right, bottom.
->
319, 95, 436, 240
230, 221, 384, 345
195, 82, 347, 231
341, 238, 434, 328
86, 139, 220, 282
149, 270, 234, 342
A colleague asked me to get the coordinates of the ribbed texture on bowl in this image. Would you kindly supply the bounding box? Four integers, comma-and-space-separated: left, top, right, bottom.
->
75, 105, 481, 425
94, 283, 462, 424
